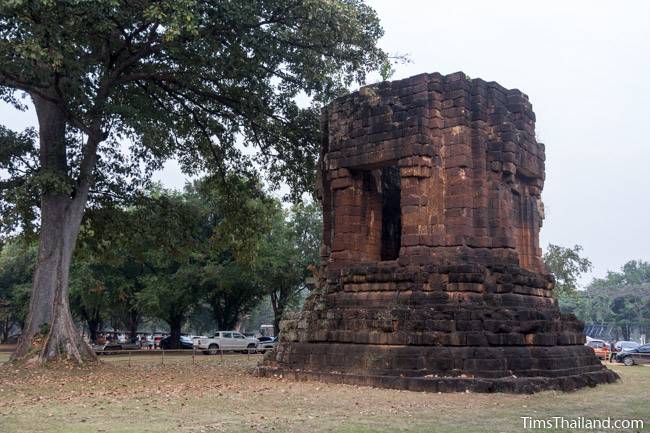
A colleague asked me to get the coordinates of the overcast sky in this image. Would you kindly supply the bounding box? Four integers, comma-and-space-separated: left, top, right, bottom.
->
1, 0, 648, 285
365, 0, 650, 284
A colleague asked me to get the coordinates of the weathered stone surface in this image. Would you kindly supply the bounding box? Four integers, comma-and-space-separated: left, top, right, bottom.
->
256, 72, 618, 392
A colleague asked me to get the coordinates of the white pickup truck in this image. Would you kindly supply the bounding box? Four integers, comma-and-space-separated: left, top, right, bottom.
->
194, 331, 258, 355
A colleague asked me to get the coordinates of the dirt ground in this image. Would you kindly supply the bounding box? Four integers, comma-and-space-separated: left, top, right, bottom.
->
0, 350, 648, 433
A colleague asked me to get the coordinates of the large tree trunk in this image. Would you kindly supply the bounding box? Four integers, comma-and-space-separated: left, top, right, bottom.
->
12, 96, 97, 364
1, 319, 10, 343
270, 289, 285, 337
168, 317, 183, 349
214, 301, 240, 331
86, 314, 102, 344
12, 191, 96, 363
127, 309, 141, 342
87, 322, 98, 345
209, 296, 230, 331
622, 324, 631, 341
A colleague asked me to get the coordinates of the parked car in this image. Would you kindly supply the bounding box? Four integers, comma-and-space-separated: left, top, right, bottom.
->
585, 339, 610, 361
613, 344, 650, 366
614, 341, 641, 352
194, 331, 258, 355
159, 335, 194, 350
256, 336, 278, 354
6, 333, 21, 344
141, 335, 155, 349
153, 334, 166, 348
93, 340, 141, 355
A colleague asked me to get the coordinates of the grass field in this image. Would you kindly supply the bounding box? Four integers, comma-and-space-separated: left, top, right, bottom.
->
0, 351, 648, 433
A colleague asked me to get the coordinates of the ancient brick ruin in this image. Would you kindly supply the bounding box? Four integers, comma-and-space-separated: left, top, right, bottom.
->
256, 72, 618, 393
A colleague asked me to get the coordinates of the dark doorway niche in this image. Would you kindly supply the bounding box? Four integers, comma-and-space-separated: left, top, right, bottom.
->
380, 166, 401, 261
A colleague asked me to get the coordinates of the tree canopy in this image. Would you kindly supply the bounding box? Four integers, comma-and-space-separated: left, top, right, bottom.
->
0, 240, 35, 342
257, 201, 321, 333
66, 175, 317, 348
575, 260, 650, 340
0, 0, 390, 229
543, 244, 592, 302
0, 0, 389, 363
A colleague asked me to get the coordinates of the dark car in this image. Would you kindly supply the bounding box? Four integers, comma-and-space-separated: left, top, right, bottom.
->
256, 336, 278, 353
159, 335, 193, 350
614, 344, 650, 366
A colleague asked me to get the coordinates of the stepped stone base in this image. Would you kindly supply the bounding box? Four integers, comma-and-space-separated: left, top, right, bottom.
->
256, 263, 618, 393
255, 366, 618, 394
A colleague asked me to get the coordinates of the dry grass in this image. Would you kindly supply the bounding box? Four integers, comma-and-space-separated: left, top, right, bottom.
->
0, 351, 648, 433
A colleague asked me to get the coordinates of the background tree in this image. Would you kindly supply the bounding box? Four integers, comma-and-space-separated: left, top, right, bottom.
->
543, 244, 593, 306
575, 260, 650, 340
188, 174, 275, 333
69, 258, 109, 344
74, 206, 150, 343
0, 240, 35, 342
128, 191, 205, 349
0, 0, 389, 363
590, 260, 650, 289
185, 304, 214, 337
238, 296, 276, 335
203, 262, 262, 330
73, 174, 278, 346
258, 202, 321, 334
139, 264, 202, 348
